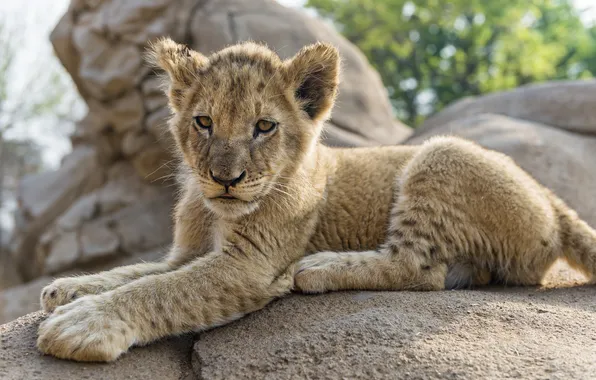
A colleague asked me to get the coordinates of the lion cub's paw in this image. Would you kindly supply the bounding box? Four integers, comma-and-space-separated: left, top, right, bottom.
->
41, 277, 108, 313
37, 295, 134, 362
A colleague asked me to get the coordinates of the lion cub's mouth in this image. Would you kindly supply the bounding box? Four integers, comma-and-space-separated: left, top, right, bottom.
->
216, 193, 237, 200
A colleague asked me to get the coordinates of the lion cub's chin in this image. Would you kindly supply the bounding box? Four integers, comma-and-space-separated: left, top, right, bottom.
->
203, 197, 261, 219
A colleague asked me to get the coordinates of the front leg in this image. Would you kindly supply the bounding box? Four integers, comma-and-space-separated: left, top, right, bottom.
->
40, 261, 173, 313
40, 241, 210, 313
37, 252, 294, 362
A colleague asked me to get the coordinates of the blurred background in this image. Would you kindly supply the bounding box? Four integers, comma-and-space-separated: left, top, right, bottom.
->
0, 0, 594, 322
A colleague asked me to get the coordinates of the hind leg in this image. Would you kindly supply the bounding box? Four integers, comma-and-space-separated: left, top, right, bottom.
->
296, 140, 490, 293
294, 248, 447, 293
296, 178, 454, 293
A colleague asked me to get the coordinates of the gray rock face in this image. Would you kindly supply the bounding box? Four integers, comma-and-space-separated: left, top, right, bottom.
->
194, 282, 595, 379
8, 0, 410, 286
0, 312, 195, 380
418, 79, 596, 136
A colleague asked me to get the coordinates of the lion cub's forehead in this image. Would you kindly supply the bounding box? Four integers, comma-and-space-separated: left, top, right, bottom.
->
187, 43, 289, 117
201, 43, 283, 83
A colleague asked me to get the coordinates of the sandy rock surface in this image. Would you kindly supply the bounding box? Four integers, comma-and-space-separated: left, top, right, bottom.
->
1, 261, 593, 380
0, 312, 195, 380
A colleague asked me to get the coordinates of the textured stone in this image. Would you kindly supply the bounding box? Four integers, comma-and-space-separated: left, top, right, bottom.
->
0, 254, 21, 291
132, 145, 173, 183
145, 106, 173, 148
0, 277, 50, 325
121, 130, 153, 157
193, 279, 595, 380
44, 231, 79, 274
0, 313, 194, 380
101, 0, 191, 45
143, 92, 168, 113
72, 25, 143, 100
18, 146, 100, 221
80, 223, 120, 262
419, 80, 596, 136
111, 193, 174, 254
56, 193, 98, 231
12, 146, 104, 280
87, 91, 145, 133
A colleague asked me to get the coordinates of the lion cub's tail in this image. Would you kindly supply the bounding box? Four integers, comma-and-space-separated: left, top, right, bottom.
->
553, 197, 596, 283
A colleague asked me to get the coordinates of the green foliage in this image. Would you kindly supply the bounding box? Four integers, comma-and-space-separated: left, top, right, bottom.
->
307, 0, 595, 126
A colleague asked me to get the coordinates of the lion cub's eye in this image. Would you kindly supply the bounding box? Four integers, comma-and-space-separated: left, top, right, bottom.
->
194, 116, 213, 131
254, 119, 277, 137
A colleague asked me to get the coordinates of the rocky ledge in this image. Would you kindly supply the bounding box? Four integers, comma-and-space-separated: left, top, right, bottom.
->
1, 262, 594, 380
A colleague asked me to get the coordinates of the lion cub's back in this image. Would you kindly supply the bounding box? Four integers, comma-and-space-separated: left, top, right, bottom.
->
306, 145, 418, 253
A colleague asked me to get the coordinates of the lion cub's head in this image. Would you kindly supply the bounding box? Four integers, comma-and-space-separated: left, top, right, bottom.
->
148, 38, 340, 217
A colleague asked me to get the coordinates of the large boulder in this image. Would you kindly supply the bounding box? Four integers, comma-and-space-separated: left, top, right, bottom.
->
9, 0, 410, 283
417, 79, 596, 136
194, 281, 595, 379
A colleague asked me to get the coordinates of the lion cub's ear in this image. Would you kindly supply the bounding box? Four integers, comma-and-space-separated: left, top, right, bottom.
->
284, 42, 341, 122
146, 37, 208, 112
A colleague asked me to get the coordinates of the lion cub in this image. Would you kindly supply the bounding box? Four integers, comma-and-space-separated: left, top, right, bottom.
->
37, 38, 596, 362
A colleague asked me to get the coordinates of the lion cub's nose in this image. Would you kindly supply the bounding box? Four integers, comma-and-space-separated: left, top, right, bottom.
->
210, 169, 247, 188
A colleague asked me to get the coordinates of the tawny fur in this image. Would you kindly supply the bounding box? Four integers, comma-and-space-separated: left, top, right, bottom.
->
37, 38, 596, 362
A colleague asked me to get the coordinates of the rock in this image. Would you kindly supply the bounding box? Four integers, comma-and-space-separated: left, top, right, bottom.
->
12, 146, 104, 280
194, 282, 596, 379
418, 80, 596, 136
0, 313, 194, 380
1, 260, 592, 379
0, 277, 50, 325
110, 193, 174, 253
37, 169, 170, 275
102, 0, 191, 45
80, 223, 120, 262
407, 113, 596, 228
145, 106, 174, 148
50, 11, 86, 99
44, 231, 80, 274
87, 91, 145, 133
0, 253, 21, 291
122, 130, 153, 157
72, 26, 144, 100
56, 193, 98, 231
143, 93, 168, 113
17, 146, 101, 221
